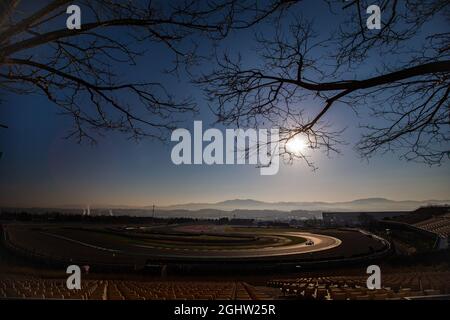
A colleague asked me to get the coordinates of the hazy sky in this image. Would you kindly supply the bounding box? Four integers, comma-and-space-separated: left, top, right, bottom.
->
1, 1, 449, 207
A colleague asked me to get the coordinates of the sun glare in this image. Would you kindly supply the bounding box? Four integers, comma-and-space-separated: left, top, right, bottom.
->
285, 135, 308, 155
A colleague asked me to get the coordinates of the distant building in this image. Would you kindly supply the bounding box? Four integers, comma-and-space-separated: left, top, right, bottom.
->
229, 218, 254, 226
322, 211, 408, 226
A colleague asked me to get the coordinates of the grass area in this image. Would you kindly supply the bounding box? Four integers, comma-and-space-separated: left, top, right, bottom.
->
283, 235, 307, 245
42, 225, 308, 250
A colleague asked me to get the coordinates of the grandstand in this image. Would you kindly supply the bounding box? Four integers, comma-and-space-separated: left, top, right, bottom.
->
387, 206, 450, 249
2, 271, 449, 300
0, 278, 272, 300
414, 215, 450, 239
267, 271, 450, 300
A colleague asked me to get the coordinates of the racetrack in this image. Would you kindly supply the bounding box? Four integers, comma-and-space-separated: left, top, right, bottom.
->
3, 223, 386, 268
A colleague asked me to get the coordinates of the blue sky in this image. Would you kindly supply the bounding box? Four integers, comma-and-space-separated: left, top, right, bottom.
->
0, 1, 449, 207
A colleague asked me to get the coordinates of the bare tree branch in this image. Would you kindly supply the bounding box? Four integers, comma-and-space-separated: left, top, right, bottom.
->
199, 2, 450, 167
0, 0, 295, 142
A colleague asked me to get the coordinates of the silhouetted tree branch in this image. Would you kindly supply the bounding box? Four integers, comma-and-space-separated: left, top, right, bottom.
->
199, 1, 450, 167
0, 0, 295, 143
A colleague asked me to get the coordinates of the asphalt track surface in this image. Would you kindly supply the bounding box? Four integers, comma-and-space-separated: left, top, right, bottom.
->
4, 225, 343, 263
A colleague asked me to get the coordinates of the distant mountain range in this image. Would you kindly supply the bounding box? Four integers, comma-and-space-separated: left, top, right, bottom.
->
158, 198, 450, 212
3, 198, 449, 221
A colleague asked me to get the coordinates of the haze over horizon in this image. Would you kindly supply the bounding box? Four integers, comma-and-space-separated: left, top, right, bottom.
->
2, 197, 450, 213
1, 1, 449, 208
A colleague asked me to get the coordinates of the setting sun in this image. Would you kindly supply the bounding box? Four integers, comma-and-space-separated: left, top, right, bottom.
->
285, 135, 308, 155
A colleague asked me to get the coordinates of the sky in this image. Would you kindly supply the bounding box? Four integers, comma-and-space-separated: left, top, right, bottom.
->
0, 1, 449, 207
